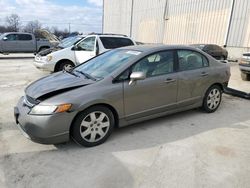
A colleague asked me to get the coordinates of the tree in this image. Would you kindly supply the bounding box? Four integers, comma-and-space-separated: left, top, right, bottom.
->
23, 20, 42, 33
51, 26, 69, 38
5, 14, 20, 32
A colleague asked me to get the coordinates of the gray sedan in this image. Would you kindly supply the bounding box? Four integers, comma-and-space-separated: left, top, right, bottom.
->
14, 45, 230, 147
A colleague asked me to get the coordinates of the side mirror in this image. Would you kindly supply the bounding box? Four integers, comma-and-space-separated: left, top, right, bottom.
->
2, 37, 7, 41
71, 45, 77, 51
129, 72, 146, 85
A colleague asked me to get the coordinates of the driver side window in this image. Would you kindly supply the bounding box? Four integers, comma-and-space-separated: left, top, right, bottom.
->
6, 34, 17, 41
131, 51, 174, 78
78, 37, 96, 51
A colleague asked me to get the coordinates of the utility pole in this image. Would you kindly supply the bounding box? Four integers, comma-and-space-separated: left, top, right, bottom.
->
129, 0, 134, 37
225, 0, 235, 47
68, 23, 71, 33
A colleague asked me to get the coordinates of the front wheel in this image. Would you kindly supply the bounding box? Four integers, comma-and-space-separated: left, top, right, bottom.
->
56, 60, 75, 72
71, 106, 115, 147
202, 85, 222, 113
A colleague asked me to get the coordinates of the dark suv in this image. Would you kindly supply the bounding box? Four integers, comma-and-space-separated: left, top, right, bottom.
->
191, 44, 228, 60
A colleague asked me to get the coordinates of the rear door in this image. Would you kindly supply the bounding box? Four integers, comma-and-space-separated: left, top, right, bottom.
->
2, 34, 18, 52
122, 50, 178, 120
74, 36, 96, 64
176, 49, 211, 106
16, 34, 35, 52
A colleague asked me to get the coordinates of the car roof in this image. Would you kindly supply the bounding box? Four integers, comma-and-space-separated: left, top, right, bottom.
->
4, 32, 32, 35
191, 44, 221, 47
86, 33, 131, 38
119, 44, 200, 53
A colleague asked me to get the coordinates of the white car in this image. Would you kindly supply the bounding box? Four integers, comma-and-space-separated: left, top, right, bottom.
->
34, 34, 136, 72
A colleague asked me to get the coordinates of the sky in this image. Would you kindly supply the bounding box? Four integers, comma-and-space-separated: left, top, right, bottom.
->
0, 0, 103, 33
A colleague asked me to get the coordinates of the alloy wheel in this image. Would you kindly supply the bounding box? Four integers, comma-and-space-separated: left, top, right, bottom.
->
63, 64, 73, 71
207, 88, 221, 110
79, 111, 110, 143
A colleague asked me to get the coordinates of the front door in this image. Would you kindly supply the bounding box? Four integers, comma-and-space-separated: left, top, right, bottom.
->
74, 36, 96, 64
2, 34, 18, 52
123, 50, 178, 120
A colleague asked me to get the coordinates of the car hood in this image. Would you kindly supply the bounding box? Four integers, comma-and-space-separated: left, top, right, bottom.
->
25, 72, 95, 100
36, 29, 60, 43
37, 46, 62, 56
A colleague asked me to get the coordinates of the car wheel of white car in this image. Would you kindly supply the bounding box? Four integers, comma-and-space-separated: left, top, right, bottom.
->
202, 85, 222, 113
71, 105, 115, 147
57, 60, 75, 72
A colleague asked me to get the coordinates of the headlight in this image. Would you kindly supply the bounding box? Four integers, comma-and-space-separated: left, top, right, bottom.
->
29, 104, 72, 115
46, 55, 53, 61
40, 55, 53, 62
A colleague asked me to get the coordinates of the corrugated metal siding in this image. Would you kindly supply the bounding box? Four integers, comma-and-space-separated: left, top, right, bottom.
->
163, 0, 232, 45
103, 0, 250, 48
227, 0, 250, 47
103, 0, 132, 36
130, 0, 166, 43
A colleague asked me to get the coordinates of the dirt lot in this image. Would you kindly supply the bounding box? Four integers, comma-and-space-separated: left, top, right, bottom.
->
0, 55, 250, 188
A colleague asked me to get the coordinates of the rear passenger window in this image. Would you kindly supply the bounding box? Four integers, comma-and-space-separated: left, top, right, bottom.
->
177, 50, 208, 71
18, 34, 32, 41
100, 37, 134, 49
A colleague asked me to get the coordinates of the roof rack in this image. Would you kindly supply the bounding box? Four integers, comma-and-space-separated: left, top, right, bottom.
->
87, 32, 128, 37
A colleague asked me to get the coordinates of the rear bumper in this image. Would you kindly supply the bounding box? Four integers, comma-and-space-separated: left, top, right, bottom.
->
14, 97, 77, 144
239, 64, 250, 74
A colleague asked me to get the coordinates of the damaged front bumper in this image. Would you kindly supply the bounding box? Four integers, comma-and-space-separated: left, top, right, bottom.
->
14, 96, 77, 144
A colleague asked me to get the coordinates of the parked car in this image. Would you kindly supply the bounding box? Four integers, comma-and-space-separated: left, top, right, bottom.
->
190, 44, 228, 60
0, 31, 59, 54
239, 52, 250, 81
14, 45, 230, 147
33, 33, 136, 72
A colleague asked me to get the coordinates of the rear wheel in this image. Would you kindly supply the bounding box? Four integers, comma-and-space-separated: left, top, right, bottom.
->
71, 106, 115, 147
202, 85, 222, 113
241, 72, 250, 81
56, 60, 75, 72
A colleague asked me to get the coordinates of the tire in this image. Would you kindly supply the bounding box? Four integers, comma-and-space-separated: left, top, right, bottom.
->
241, 72, 250, 81
56, 60, 75, 72
202, 85, 222, 113
71, 106, 115, 147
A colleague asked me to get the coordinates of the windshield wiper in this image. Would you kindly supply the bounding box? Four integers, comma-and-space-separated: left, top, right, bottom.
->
74, 70, 96, 81
63, 69, 79, 77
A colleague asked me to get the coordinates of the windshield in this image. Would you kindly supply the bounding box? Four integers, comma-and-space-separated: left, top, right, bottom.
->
74, 49, 141, 80
58, 36, 83, 48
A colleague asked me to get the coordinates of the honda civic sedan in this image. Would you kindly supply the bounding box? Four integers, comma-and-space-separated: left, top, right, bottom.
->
14, 45, 230, 147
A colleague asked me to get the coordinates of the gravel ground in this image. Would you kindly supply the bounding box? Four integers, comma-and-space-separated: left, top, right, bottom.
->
0, 55, 250, 188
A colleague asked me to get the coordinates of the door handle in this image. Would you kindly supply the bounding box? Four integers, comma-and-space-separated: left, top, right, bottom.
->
200, 72, 209, 77
164, 78, 176, 83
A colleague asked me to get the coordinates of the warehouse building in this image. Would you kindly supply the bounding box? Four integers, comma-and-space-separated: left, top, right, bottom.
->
103, 0, 250, 58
